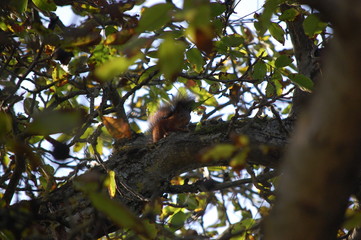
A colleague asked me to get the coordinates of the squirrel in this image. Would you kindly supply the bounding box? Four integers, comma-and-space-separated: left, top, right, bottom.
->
148, 96, 195, 142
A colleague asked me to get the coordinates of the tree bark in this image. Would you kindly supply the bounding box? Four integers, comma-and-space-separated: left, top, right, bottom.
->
265, 1, 361, 239
3, 118, 291, 239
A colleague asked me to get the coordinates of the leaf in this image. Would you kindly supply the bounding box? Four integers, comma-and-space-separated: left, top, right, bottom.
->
289, 74, 314, 92
158, 37, 186, 79
9, 0, 28, 13
74, 175, 157, 238
52, 64, 68, 82
252, 61, 267, 80
169, 210, 188, 229
102, 116, 132, 140
95, 56, 136, 81
66, 31, 101, 48
269, 22, 285, 44
105, 29, 135, 45
201, 144, 237, 162
279, 7, 299, 21
189, 86, 218, 106
88, 190, 155, 238
186, 48, 205, 73
137, 3, 172, 32
104, 170, 117, 198
26, 109, 83, 135
344, 211, 361, 230
210, 2, 226, 17
0, 112, 12, 143
256, 0, 284, 35
221, 34, 244, 47
303, 14, 328, 38
193, 26, 215, 54
32, 0, 56, 11
275, 54, 293, 68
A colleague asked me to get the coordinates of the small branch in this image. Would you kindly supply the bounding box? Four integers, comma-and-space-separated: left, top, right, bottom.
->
166, 170, 278, 194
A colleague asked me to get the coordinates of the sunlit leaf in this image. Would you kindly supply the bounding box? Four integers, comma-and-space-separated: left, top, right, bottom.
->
105, 29, 135, 45
104, 170, 117, 198
303, 14, 328, 38
289, 73, 314, 92
32, 0, 56, 11
201, 144, 237, 162
189, 86, 218, 106
344, 210, 361, 230
95, 56, 136, 81
158, 37, 186, 79
169, 210, 188, 229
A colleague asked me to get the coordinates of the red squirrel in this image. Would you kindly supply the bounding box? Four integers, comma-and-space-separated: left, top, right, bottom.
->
149, 96, 195, 142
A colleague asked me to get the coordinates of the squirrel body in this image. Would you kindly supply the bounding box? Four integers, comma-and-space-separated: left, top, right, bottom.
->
149, 96, 194, 142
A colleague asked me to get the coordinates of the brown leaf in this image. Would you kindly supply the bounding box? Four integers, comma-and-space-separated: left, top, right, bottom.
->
102, 116, 132, 139
195, 26, 215, 55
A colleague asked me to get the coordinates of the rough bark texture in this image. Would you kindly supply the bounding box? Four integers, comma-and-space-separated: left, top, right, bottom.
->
280, 4, 322, 117
265, 1, 361, 239
3, 118, 292, 239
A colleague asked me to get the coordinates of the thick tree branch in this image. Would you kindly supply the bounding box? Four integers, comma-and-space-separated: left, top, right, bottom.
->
4, 118, 291, 238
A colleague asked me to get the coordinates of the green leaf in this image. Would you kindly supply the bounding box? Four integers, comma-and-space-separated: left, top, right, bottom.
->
52, 64, 68, 82
9, 0, 28, 13
169, 210, 188, 229
95, 56, 136, 81
257, 0, 284, 35
279, 8, 299, 21
269, 22, 285, 44
0, 112, 12, 139
137, 3, 172, 32
221, 34, 244, 47
189, 86, 218, 106
344, 211, 361, 230
89, 192, 154, 238
24, 98, 40, 116
303, 14, 328, 38
32, 0, 56, 11
26, 110, 82, 135
275, 55, 293, 68
186, 48, 205, 73
158, 37, 186, 79
252, 61, 267, 80
210, 2, 226, 17
266, 79, 283, 97
289, 74, 314, 92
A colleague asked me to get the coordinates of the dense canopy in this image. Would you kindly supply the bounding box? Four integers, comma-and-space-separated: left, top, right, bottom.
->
1, 0, 361, 239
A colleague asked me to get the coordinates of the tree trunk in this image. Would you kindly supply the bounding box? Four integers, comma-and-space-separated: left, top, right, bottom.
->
265, 1, 361, 239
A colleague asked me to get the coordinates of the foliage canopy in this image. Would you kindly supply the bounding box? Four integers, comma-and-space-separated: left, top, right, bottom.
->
4, 0, 358, 239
